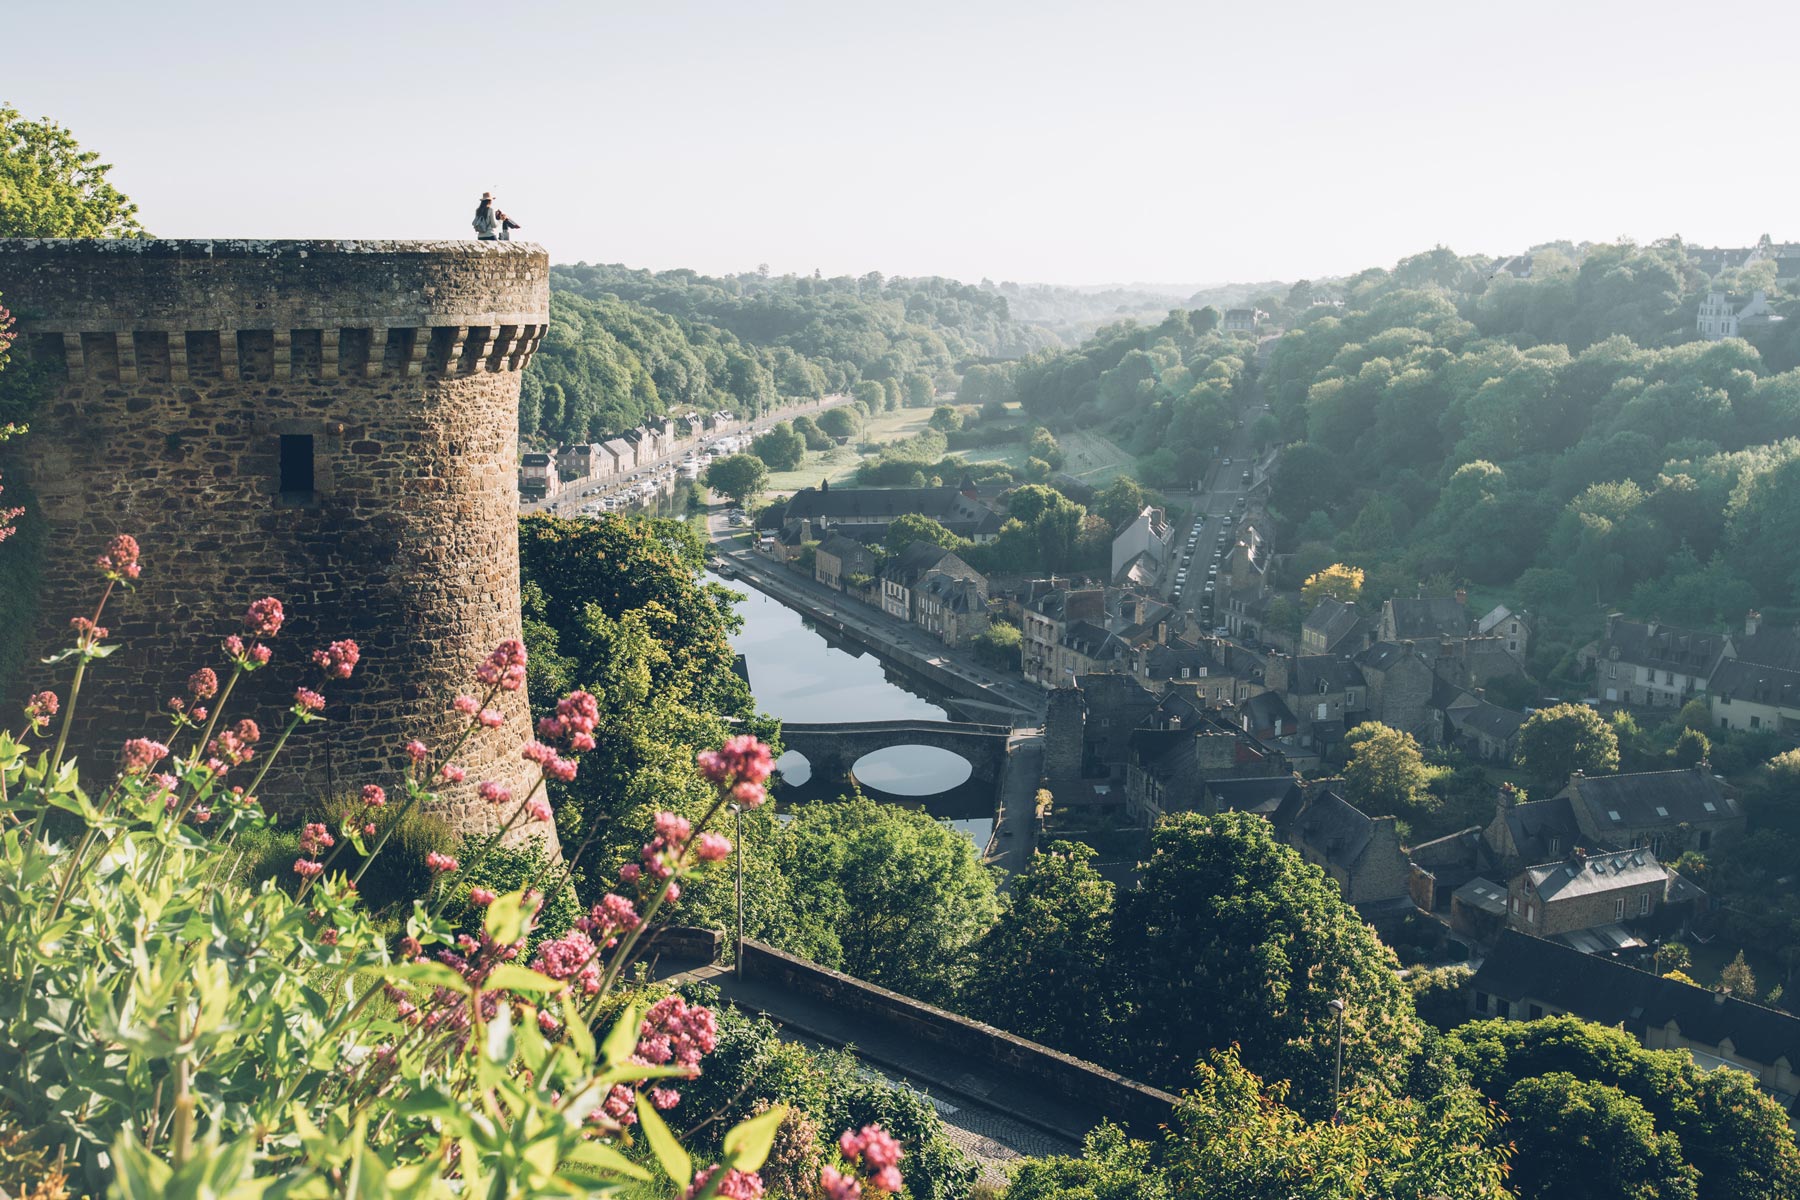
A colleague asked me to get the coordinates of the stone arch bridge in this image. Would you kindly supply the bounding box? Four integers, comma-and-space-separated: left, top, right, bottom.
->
777, 720, 1013, 789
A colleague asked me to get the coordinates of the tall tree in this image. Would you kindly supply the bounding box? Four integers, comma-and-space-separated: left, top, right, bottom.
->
0, 105, 145, 237
1341, 722, 1434, 818
702, 453, 768, 507
1110, 813, 1421, 1109
1502, 1073, 1698, 1200
1514, 703, 1620, 790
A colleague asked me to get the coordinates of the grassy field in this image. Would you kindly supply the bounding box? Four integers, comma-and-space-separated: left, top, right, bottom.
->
1058, 428, 1140, 486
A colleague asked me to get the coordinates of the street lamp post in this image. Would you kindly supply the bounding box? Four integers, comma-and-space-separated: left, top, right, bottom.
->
1327, 997, 1346, 1119
732, 803, 745, 979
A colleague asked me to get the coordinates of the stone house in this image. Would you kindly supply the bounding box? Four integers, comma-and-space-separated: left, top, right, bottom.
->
1352, 642, 1439, 744
1021, 588, 1104, 687
556, 443, 600, 483
1124, 723, 1244, 827
1697, 289, 1779, 340
519, 452, 558, 501
1587, 614, 1729, 708
1133, 639, 1262, 703
1709, 614, 1800, 736
1469, 931, 1800, 1110
1483, 786, 1584, 880
1075, 672, 1165, 779
914, 570, 990, 646
879, 543, 984, 623
1301, 598, 1369, 655
1285, 789, 1412, 907
1557, 765, 1744, 858
1053, 620, 1131, 683
1111, 505, 1175, 585
1378, 594, 1471, 646
602, 436, 635, 474
1239, 691, 1300, 742
814, 531, 876, 594
1476, 604, 1533, 660
1506, 848, 1670, 937
1444, 695, 1527, 763
1262, 653, 1367, 752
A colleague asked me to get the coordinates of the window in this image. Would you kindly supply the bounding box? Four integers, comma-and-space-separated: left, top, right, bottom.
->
1664, 671, 1674, 685
1474, 990, 1490, 1013
1496, 999, 1513, 1019
278, 434, 315, 494
1698, 830, 1712, 851
1548, 837, 1561, 856
1529, 1004, 1544, 1020
1651, 835, 1663, 857
1614, 897, 1626, 920
1639, 893, 1651, 915
1719, 695, 1730, 706
1509, 896, 1520, 914
1526, 903, 1536, 925
1751, 716, 1762, 730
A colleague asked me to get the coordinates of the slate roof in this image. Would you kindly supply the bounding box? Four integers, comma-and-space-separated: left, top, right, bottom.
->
1304, 598, 1365, 651
1141, 643, 1230, 680
1499, 797, 1583, 865
1526, 848, 1666, 903
1291, 655, 1365, 695
1061, 620, 1129, 662
1386, 597, 1471, 640
879, 542, 956, 587
1454, 876, 1510, 916
1241, 691, 1297, 732
916, 571, 984, 613
1563, 768, 1738, 831
1450, 698, 1527, 742
1734, 626, 1800, 672
1292, 790, 1378, 870
1473, 930, 1800, 1074
1356, 641, 1413, 673
1598, 618, 1728, 675
816, 531, 873, 563
1709, 656, 1800, 708
1207, 775, 1303, 817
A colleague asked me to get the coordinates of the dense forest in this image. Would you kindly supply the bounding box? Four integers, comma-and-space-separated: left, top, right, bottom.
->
520, 264, 1060, 447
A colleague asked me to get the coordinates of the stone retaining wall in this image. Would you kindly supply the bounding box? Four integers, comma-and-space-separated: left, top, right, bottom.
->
740, 939, 1175, 1135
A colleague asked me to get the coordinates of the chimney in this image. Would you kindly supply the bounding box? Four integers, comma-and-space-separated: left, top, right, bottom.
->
1455, 587, 1468, 606
1746, 610, 1761, 636
1496, 781, 1520, 820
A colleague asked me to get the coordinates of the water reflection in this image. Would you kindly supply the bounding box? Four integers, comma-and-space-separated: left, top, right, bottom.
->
851, 746, 973, 795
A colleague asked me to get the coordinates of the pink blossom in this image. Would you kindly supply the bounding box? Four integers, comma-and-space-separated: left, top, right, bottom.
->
655, 811, 693, 847
479, 708, 505, 729
869, 1168, 901, 1195
223, 634, 244, 657
405, 739, 429, 763
426, 851, 459, 873
538, 1009, 560, 1034
532, 929, 602, 995
119, 738, 169, 775
468, 887, 497, 906
191, 805, 212, 824
526, 796, 553, 823
293, 687, 325, 713
244, 596, 285, 637
603, 1084, 637, 1125
23, 690, 57, 731
247, 643, 271, 666
819, 1167, 862, 1200
546, 755, 577, 782
478, 780, 512, 805
619, 863, 641, 883
577, 893, 641, 941
636, 995, 716, 1077
440, 763, 466, 784
188, 667, 219, 701
95, 534, 142, 581
293, 858, 324, 879
311, 639, 360, 680
648, 1086, 682, 1110
453, 694, 480, 716
361, 784, 387, 807
684, 1166, 765, 1200
70, 617, 109, 644
731, 781, 767, 808
299, 822, 334, 856
841, 1126, 902, 1172
664, 882, 681, 903
362, 822, 376, 837
696, 832, 732, 862
695, 735, 775, 788
318, 927, 340, 946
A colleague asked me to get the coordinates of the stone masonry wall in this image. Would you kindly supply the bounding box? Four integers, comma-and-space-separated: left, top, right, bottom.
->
0, 240, 551, 845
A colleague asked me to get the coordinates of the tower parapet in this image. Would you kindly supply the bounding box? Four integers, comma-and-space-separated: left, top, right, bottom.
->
0, 239, 552, 843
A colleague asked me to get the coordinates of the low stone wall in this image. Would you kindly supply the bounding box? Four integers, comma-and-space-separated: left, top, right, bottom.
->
740, 940, 1176, 1135
632, 924, 722, 964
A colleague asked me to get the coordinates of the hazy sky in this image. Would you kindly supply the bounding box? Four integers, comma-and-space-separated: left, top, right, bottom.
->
6, 0, 1797, 286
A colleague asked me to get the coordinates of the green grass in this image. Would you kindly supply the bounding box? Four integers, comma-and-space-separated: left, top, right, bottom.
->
1057, 428, 1138, 486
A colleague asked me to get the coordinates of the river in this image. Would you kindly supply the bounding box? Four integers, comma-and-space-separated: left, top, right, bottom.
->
711, 573, 995, 847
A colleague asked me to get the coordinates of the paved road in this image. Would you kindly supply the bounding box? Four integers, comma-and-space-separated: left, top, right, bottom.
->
986, 731, 1043, 883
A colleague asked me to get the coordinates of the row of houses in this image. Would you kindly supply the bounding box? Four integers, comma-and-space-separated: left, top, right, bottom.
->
520, 410, 738, 500
1584, 611, 1800, 736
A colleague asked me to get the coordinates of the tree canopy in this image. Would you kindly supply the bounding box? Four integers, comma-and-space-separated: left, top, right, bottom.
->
0, 104, 145, 237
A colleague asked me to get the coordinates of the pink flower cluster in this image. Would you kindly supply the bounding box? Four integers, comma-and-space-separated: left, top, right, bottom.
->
696, 734, 775, 807
361, 784, 386, 808
209, 719, 260, 769
299, 822, 334, 856
311, 639, 360, 680
600, 994, 719, 1120
118, 738, 170, 776
244, 596, 285, 638
23, 690, 57, 732
537, 689, 599, 753
426, 851, 459, 873
188, 668, 220, 701
823, 1125, 904, 1197
71, 617, 108, 648
685, 1166, 765, 1200
522, 739, 578, 784
293, 858, 324, 880
532, 929, 603, 996
96, 534, 142, 581
620, 811, 698, 899
476, 638, 528, 691
574, 892, 641, 948
222, 634, 272, 667
478, 780, 512, 806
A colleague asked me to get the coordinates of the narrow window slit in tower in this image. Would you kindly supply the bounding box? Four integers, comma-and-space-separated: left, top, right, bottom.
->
279, 434, 315, 495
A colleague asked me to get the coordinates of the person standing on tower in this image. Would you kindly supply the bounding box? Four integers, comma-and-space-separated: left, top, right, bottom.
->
473, 192, 498, 240
496, 210, 522, 241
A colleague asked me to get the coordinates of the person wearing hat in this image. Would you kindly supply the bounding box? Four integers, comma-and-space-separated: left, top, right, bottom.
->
473, 192, 499, 240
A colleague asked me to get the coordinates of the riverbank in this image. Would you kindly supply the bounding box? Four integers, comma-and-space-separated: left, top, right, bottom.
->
712, 543, 1045, 725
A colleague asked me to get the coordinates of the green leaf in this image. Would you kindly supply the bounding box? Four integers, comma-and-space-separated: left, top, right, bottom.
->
722, 1103, 787, 1174
484, 1002, 515, 1065
635, 1090, 691, 1186
562, 1139, 652, 1181
600, 1001, 641, 1067
562, 994, 595, 1062
483, 889, 530, 946
484, 963, 565, 994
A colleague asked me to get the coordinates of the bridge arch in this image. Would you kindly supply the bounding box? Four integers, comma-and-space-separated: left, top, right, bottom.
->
776, 720, 1011, 791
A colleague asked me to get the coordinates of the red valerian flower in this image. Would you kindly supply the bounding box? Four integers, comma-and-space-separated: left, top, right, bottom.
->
244, 596, 285, 637
96, 534, 141, 581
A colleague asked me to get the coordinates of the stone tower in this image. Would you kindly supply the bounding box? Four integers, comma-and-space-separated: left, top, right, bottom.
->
0, 239, 550, 842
